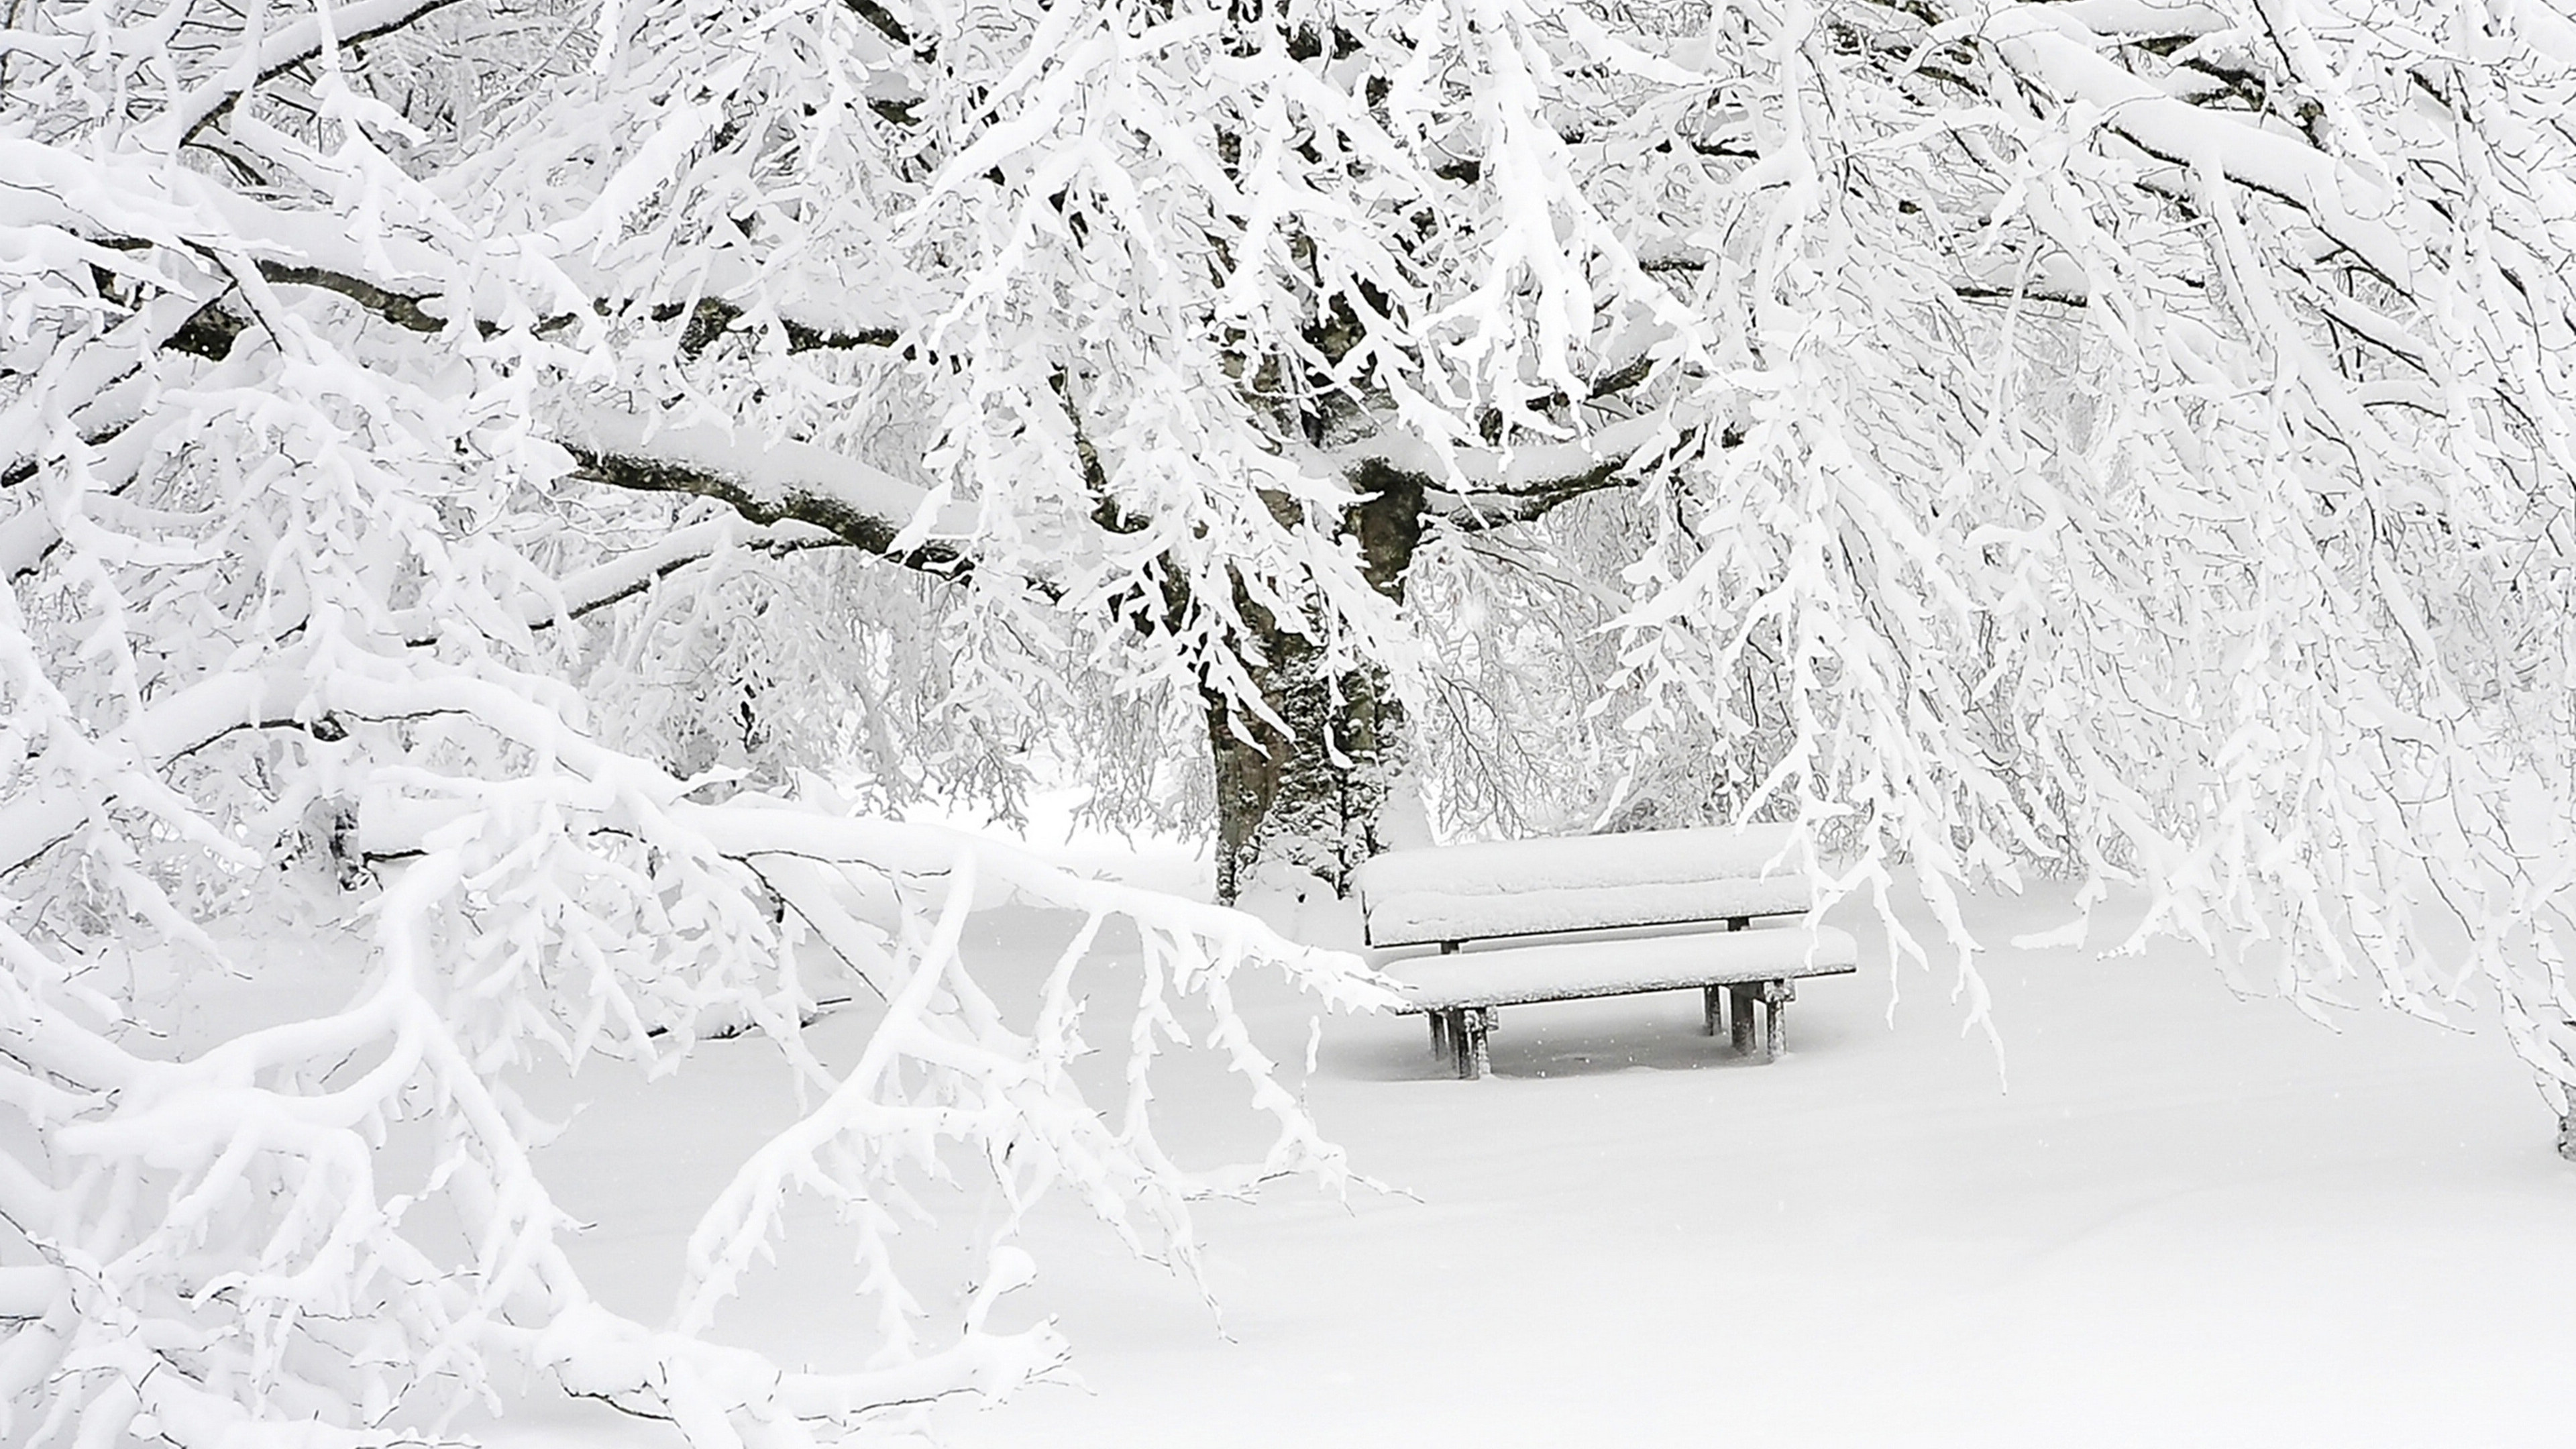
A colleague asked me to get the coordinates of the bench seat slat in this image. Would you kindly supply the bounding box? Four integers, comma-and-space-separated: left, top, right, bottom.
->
1364, 877, 1812, 948
1356, 823, 1803, 898
1389, 924, 1859, 1012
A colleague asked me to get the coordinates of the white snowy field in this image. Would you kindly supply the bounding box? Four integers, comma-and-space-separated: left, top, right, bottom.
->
477, 826, 2576, 1449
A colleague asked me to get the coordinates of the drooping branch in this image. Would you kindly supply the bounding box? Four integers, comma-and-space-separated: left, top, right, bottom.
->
1988, 16, 2418, 293
1329, 412, 1678, 533
676, 298, 904, 355
842, 0, 916, 49
161, 0, 479, 146
558, 411, 970, 578
0, 671, 324, 879
392, 516, 848, 647
227, 262, 904, 355
1430, 455, 1638, 529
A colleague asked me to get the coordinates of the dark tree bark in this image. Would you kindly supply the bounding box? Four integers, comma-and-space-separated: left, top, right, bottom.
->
1208, 462, 1425, 903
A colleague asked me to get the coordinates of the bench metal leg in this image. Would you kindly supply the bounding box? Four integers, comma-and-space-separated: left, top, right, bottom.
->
1428, 1010, 1451, 1059
1467, 1008, 1494, 1079
1758, 979, 1795, 1061
1727, 983, 1758, 1055
1709, 917, 1744, 1038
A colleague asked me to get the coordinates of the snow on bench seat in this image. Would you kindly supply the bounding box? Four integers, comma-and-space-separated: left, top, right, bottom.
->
1355, 824, 1852, 1078
1387, 923, 1859, 1012
1355, 824, 1813, 947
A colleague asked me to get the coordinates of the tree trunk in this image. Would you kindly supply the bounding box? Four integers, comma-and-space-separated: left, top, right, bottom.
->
1210, 463, 1424, 903
1208, 637, 1407, 903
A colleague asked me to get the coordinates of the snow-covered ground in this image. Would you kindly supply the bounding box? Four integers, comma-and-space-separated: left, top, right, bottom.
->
482, 818, 2576, 1448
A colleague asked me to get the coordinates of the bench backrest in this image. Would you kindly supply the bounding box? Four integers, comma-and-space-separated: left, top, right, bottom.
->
1352, 823, 1815, 949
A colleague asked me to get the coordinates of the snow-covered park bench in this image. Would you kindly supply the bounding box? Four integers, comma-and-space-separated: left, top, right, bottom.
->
1354, 825, 1859, 1079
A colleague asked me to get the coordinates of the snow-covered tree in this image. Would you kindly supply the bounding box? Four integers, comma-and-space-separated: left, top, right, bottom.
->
8, 0, 2576, 1440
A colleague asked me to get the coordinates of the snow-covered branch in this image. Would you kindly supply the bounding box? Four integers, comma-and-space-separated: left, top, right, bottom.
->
557, 411, 967, 572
